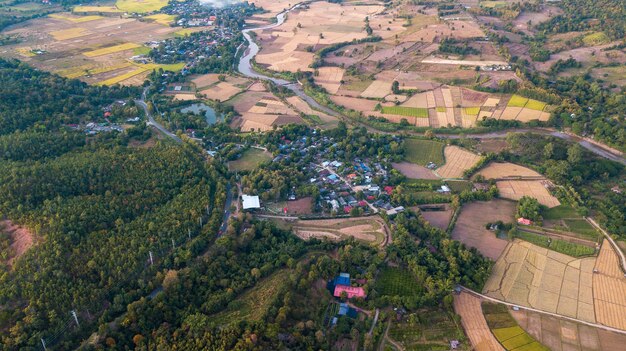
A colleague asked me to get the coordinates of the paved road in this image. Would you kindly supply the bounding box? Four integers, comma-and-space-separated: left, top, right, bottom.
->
219, 183, 233, 235
322, 165, 379, 214
136, 88, 182, 143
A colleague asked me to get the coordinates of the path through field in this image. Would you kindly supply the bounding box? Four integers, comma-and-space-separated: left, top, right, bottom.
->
453, 292, 505, 351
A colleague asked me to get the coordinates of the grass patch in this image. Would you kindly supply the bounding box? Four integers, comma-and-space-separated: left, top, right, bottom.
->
480, 1, 507, 8
210, 270, 288, 326
563, 219, 599, 239
145, 13, 175, 26
73, 5, 122, 13
115, 0, 168, 13
464, 107, 480, 115
582, 32, 610, 46
175, 28, 197, 37
84, 43, 140, 57
542, 205, 578, 220
343, 79, 372, 92
447, 181, 472, 193
228, 148, 272, 172
381, 106, 429, 118
49, 13, 104, 22
404, 139, 445, 166
515, 231, 596, 257
507, 95, 528, 108
375, 267, 420, 297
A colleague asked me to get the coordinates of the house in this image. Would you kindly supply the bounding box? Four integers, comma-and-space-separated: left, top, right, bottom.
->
333, 273, 350, 286
612, 186, 622, 194
517, 217, 533, 226
334, 285, 366, 299
437, 185, 451, 193
338, 303, 358, 318
242, 195, 260, 210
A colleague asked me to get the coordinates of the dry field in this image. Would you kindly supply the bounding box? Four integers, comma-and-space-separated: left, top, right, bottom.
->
454, 292, 505, 351
512, 305, 626, 351
496, 180, 561, 208
483, 240, 597, 323
451, 199, 515, 260
593, 240, 626, 330
419, 206, 453, 231
285, 96, 338, 127
288, 217, 387, 246
391, 162, 438, 180
360, 80, 392, 99
0, 14, 185, 85
436, 146, 481, 179
314, 67, 344, 94
190, 73, 221, 89
330, 95, 379, 112
253, 1, 400, 72
476, 162, 544, 179
1, 220, 35, 268
229, 90, 303, 132
265, 197, 313, 215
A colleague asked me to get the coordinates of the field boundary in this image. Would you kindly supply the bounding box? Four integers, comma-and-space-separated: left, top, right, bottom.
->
587, 217, 626, 273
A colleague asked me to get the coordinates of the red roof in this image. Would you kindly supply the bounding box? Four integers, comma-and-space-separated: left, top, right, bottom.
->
104, 111, 112, 117
347, 173, 357, 179
384, 186, 394, 195
334, 285, 366, 298
358, 200, 368, 207
367, 195, 375, 201
517, 218, 533, 225
344, 206, 352, 213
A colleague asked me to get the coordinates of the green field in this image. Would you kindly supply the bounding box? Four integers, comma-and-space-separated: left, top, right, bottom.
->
375, 267, 420, 297
115, 0, 168, 13
388, 309, 468, 350
482, 303, 549, 351
563, 219, 599, 239
381, 106, 429, 118
480, 0, 507, 8
404, 139, 445, 166
447, 180, 472, 193
516, 231, 596, 257
524, 99, 547, 111
582, 32, 610, 46
507, 95, 529, 107
211, 270, 288, 326
228, 148, 272, 172
542, 205, 579, 220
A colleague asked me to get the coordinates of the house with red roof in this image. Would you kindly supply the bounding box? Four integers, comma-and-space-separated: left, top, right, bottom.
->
517, 218, 533, 226
334, 285, 366, 299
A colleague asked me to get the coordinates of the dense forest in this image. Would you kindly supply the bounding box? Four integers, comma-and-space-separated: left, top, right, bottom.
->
0, 59, 226, 350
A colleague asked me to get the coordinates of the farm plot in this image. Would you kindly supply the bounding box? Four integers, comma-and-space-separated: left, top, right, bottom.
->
200, 82, 243, 102
496, 180, 560, 208
419, 205, 453, 231
436, 146, 481, 179
375, 267, 421, 297
115, 0, 168, 13
483, 240, 597, 323
314, 67, 344, 94
482, 303, 549, 351
285, 96, 337, 127
476, 162, 543, 179
84, 42, 140, 57
453, 292, 505, 351
380, 106, 428, 118
229, 91, 303, 132
265, 198, 313, 215
360, 80, 393, 98
329, 95, 379, 112
391, 162, 438, 180
290, 217, 387, 246
50, 27, 90, 40
451, 199, 515, 260
403, 139, 445, 166
388, 308, 469, 350
48, 13, 103, 23
512, 304, 626, 351
592, 240, 626, 330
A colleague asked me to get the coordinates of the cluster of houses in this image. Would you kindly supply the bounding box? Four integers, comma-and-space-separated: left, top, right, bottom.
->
66, 122, 124, 135
327, 273, 365, 326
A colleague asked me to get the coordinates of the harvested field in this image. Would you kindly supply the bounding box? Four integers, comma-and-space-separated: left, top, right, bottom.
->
496, 180, 560, 208
200, 82, 243, 102
419, 205, 453, 231
436, 146, 481, 179
289, 217, 387, 246
452, 199, 514, 260
84, 42, 140, 57
453, 292, 505, 351
286, 96, 337, 127
391, 162, 438, 180
1, 220, 35, 267
512, 305, 626, 351
360, 80, 392, 98
483, 240, 597, 323
191, 73, 221, 89
593, 240, 626, 330
314, 67, 344, 94
329, 95, 378, 112
50, 27, 90, 40
476, 139, 508, 153
115, 0, 168, 13
476, 162, 543, 179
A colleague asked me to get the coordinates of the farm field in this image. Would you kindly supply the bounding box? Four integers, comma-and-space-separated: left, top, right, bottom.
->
227, 148, 272, 172
496, 180, 560, 208
483, 240, 597, 323
451, 199, 515, 260
391, 162, 438, 180
286, 217, 387, 246
115, 0, 168, 13
514, 231, 596, 257
476, 162, 544, 179
419, 205, 454, 231
0, 13, 186, 85
375, 267, 421, 297
229, 89, 303, 132
436, 146, 481, 179
388, 308, 469, 350
380, 106, 428, 118
512, 305, 626, 351
482, 303, 549, 351
285, 96, 338, 128
403, 139, 445, 167
264, 197, 313, 216
592, 240, 626, 330
453, 292, 505, 351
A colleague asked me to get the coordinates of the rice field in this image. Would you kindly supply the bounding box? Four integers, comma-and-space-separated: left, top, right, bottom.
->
403, 139, 445, 166
507, 95, 547, 111
84, 43, 141, 57
96, 68, 147, 86
507, 95, 529, 108
49, 13, 104, 23
381, 106, 429, 118
50, 27, 89, 40
464, 107, 480, 115
145, 13, 176, 26
115, 0, 169, 13
72, 5, 122, 14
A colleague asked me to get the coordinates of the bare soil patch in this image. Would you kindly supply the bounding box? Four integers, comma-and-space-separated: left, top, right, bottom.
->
288, 217, 387, 246
391, 162, 438, 180
451, 199, 514, 260
419, 206, 453, 231
476, 162, 543, 179
1, 220, 35, 267
436, 146, 481, 179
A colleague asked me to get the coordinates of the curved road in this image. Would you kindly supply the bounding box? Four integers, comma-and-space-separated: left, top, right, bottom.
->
136, 87, 182, 143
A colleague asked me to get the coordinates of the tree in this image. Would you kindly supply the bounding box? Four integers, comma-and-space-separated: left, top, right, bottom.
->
567, 144, 583, 164
516, 196, 541, 221
391, 80, 400, 94
543, 142, 554, 159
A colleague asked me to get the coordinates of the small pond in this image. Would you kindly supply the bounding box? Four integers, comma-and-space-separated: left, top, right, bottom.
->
180, 103, 223, 125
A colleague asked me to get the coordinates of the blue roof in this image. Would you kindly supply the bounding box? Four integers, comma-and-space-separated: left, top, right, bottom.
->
340, 273, 350, 278
338, 303, 349, 316
334, 275, 350, 286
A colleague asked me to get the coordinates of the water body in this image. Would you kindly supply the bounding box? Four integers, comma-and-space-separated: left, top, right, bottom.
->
180, 103, 223, 125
